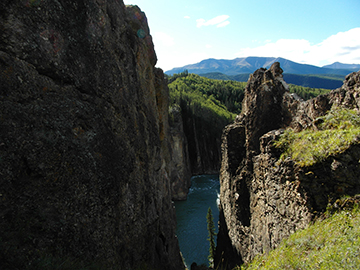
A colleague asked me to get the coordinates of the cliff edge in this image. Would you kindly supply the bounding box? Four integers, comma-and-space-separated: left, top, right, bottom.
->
0, 1, 184, 269
217, 63, 360, 268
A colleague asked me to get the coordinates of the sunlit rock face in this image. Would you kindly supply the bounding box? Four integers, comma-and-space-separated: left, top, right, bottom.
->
216, 63, 360, 268
0, 1, 184, 269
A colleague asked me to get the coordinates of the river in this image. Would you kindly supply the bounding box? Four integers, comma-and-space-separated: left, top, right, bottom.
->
174, 175, 220, 268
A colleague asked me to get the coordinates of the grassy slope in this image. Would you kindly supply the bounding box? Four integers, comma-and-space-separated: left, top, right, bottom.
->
275, 108, 360, 167
238, 203, 360, 270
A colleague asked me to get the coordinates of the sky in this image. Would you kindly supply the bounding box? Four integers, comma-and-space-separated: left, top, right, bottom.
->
123, 0, 360, 72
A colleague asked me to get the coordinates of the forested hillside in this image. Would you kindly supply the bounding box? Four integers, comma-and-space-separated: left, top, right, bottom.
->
166, 72, 245, 174
167, 71, 245, 114
288, 84, 331, 100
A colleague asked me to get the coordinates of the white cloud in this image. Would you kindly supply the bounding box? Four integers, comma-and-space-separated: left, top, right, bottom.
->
217, 21, 230, 28
196, 15, 230, 28
184, 15, 191, 19
153, 32, 175, 47
206, 44, 212, 49
236, 28, 360, 66
196, 19, 206, 28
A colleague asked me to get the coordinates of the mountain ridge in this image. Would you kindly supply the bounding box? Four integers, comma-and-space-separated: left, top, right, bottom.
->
323, 62, 360, 70
166, 57, 359, 76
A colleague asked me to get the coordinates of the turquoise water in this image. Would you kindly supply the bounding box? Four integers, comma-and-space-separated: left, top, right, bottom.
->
174, 175, 220, 268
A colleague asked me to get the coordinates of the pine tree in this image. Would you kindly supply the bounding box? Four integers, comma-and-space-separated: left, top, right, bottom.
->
206, 207, 216, 268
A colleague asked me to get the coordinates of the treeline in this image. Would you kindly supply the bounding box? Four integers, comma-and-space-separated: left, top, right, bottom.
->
288, 84, 331, 100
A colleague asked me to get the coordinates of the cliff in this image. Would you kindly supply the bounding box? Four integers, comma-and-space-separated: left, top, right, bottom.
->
216, 63, 360, 268
0, 1, 184, 269
182, 107, 222, 175
169, 105, 192, 200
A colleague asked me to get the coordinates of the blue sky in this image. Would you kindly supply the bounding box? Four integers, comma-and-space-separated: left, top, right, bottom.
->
124, 0, 360, 71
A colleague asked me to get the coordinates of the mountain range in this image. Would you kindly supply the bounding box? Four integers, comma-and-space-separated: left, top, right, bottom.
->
165, 57, 360, 89
166, 57, 360, 76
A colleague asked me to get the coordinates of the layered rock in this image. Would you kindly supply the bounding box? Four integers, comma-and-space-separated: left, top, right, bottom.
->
217, 63, 360, 268
0, 1, 184, 269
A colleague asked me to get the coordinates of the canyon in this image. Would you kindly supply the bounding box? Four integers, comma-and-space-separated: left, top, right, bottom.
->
1, 1, 360, 269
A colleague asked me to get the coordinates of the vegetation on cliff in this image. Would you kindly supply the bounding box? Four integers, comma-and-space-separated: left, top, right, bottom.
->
275, 108, 360, 166
238, 197, 360, 270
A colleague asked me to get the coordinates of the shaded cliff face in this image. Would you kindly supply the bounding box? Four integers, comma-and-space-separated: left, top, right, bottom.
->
169, 105, 192, 200
181, 103, 222, 175
217, 63, 360, 268
0, 1, 184, 269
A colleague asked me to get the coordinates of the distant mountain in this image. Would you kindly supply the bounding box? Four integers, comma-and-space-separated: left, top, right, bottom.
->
166, 57, 275, 76
322, 62, 360, 71
165, 57, 353, 76
200, 72, 344, 90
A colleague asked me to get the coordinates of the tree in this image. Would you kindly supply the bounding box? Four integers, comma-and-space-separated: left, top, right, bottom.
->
206, 207, 216, 268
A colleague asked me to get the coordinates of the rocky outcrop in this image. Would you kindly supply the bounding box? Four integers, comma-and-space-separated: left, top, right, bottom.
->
216, 63, 360, 268
0, 1, 184, 269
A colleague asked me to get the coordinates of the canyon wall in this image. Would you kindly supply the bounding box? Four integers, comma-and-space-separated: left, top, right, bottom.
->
182, 111, 222, 176
216, 63, 360, 268
169, 105, 192, 200
0, 1, 184, 269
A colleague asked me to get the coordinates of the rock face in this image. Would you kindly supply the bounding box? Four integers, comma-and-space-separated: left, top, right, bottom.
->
169, 105, 192, 200
180, 105, 223, 175
0, 1, 184, 269
186, 115, 222, 176
216, 63, 360, 268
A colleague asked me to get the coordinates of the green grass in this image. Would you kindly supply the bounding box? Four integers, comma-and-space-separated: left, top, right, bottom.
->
274, 108, 360, 167
237, 202, 360, 270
